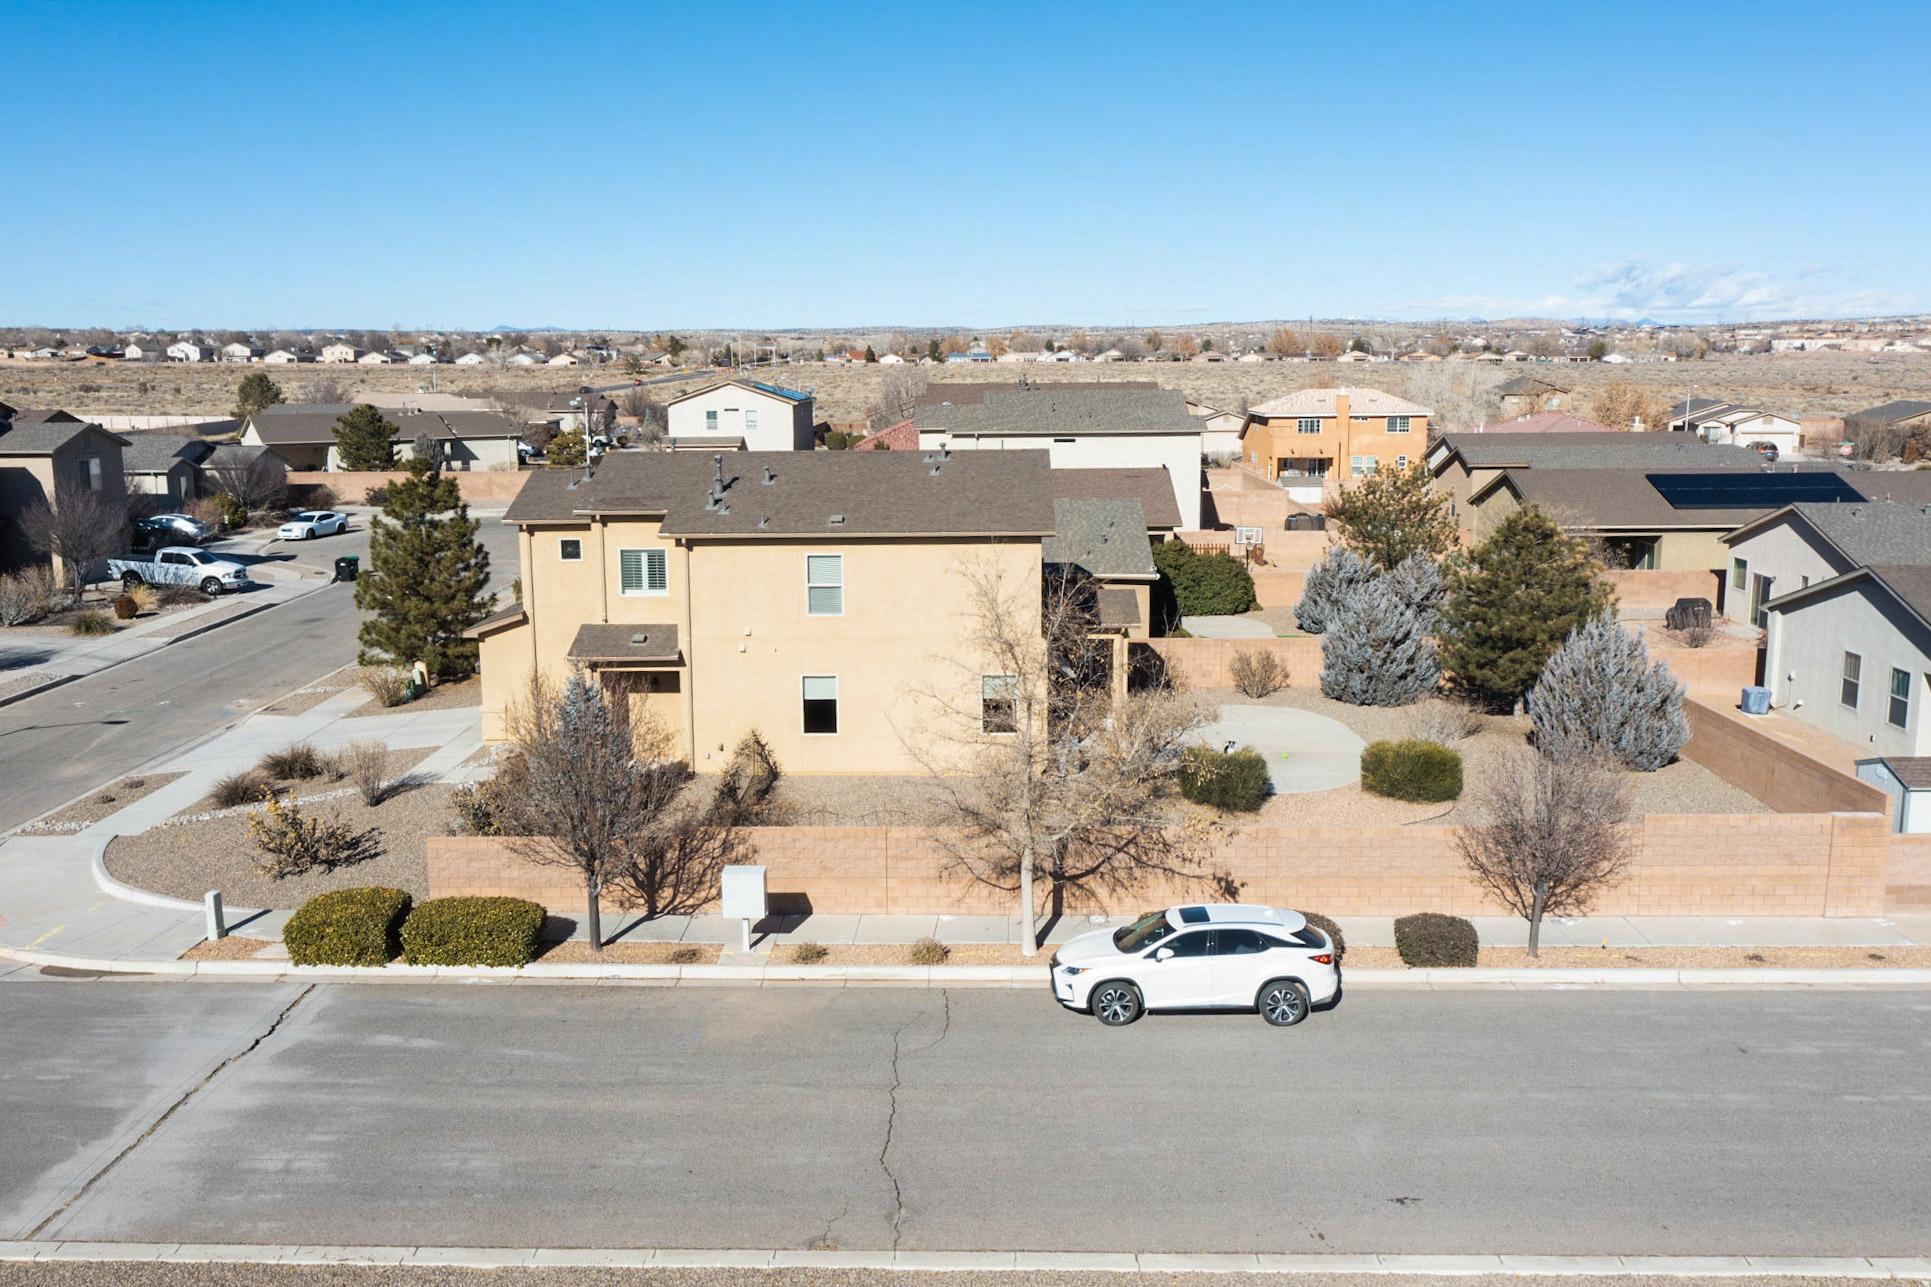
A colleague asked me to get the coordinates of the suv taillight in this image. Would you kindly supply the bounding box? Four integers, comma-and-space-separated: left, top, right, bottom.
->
1310, 953, 1333, 965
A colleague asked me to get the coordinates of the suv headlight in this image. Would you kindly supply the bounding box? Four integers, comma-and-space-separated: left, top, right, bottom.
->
1058, 964, 1090, 975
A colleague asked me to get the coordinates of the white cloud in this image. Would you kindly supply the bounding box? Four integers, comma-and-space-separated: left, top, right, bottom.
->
1401, 258, 1917, 322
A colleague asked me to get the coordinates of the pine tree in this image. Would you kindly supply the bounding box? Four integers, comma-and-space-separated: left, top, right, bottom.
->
233, 372, 285, 421
1319, 578, 1439, 706
1527, 613, 1689, 771
333, 404, 397, 471
1294, 546, 1376, 634
863, 344, 878, 363
1323, 462, 1457, 568
927, 339, 943, 362
354, 457, 494, 679
546, 429, 587, 468
1438, 506, 1613, 707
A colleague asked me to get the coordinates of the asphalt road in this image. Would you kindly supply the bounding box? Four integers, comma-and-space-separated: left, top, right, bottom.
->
0, 515, 519, 832
4, 981, 1927, 1256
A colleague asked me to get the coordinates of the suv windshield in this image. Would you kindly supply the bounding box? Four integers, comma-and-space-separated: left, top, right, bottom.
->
1113, 910, 1175, 953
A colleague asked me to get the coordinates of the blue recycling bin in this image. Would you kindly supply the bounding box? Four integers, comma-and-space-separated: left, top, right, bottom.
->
1740, 685, 1772, 715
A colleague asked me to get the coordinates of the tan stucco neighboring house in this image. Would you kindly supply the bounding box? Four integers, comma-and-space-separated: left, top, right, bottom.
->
665, 379, 816, 451
0, 413, 130, 576
1240, 387, 1431, 483
240, 404, 525, 471
471, 450, 1056, 774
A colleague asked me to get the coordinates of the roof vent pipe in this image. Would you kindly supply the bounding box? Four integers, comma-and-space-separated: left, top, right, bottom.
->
762, 466, 776, 485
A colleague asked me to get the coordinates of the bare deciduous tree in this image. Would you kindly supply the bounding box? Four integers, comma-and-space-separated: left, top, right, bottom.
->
870, 369, 928, 429
1456, 748, 1633, 956
21, 489, 130, 602
913, 564, 1220, 955
204, 445, 288, 517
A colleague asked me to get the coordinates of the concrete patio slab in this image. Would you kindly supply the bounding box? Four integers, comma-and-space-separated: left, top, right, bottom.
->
1180, 615, 1273, 638
1194, 703, 1365, 793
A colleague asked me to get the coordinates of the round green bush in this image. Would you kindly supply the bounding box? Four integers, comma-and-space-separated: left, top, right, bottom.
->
1394, 912, 1478, 968
1178, 745, 1270, 812
1152, 541, 1257, 618
1360, 738, 1463, 802
284, 887, 412, 966
400, 896, 546, 967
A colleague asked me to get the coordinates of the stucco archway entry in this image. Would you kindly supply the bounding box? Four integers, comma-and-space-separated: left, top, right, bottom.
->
1192, 704, 1365, 794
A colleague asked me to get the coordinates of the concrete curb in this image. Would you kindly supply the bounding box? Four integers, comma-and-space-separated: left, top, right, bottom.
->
0, 671, 78, 708
6, 943, 1931, 990
0, 1243, 1925, 1275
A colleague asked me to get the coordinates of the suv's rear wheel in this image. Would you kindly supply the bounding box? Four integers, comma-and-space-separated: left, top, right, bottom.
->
1258, 978, 1310, 1027
1090, 981, 1142, 1027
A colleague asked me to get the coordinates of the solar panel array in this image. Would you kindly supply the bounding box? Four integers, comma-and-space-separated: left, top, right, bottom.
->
1645, 471, 1866, 510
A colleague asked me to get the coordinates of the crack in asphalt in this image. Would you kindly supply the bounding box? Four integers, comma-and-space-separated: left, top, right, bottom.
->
879, 988, 951, 1252
28, 983, 315, 1240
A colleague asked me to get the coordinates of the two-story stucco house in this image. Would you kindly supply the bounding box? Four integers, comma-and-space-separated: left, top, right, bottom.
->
470, 450, 1056, 774
913, 385, 1203, 530
319, 342, 364, 364
664, 379, 816, 451
0, 412, 130, 577
1239, 387, 1432, 482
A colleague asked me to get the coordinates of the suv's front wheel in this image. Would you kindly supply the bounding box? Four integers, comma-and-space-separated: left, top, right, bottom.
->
1258, 978, 1310, 1027
1090, 981, 1142, 1027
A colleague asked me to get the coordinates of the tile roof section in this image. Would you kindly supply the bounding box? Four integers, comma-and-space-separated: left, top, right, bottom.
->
246, 404, 522, 445
1436, 432, 1765, 471
914, 386, 1204, 438
0, 418, 128, 454
121, 433, 214, 472
1042, 499, 1156, 579
1248, 386, 1432, 418
1480, 468, 1861, 530
505, 448, 1056, 538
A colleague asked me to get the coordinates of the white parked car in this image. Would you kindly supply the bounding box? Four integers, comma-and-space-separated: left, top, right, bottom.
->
1049, 904, 1339, 1027
108, 547, 251, 596
277, 510, 349, 540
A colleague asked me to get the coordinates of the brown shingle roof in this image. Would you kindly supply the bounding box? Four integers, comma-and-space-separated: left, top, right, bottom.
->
916, 379, 1157, 409
1048, 466, 1182, 529
1096, 588, 1142, 629
568, 623, 681, 663
504, 449, 1056, 539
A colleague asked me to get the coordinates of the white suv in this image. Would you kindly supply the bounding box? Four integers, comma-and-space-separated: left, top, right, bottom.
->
1049, 904, 1339, 1027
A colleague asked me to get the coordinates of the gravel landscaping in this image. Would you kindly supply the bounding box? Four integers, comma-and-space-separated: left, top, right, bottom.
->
258, 666, 366, 716
1191, 686, 1770, 825
21, 771, 187, 833
181, 935, 275, 961
540, 941, 721, 965
693, 772, 975, 826
770, 943, 1040, 965
0, 670, 64, 702
344, 671, 481, 718
106, 779, 456, 907
179, 746, 433, 816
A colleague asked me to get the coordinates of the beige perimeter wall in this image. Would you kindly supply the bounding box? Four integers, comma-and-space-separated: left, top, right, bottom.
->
289, 470, 531, 504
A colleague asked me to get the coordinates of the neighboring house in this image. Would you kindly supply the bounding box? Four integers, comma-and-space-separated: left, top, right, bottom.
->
914, 385, 1205, 530
1856, 757, 1931, 833
850, 419, 919, 452
1844, 400, 1931, 455
1044, 498, 1157, 645
121, 340, 166, 362
1668, 398, 1802, 456
262, 348, 314, 364
1185, 399, 1250, 460
239, 404, 525, 471
1758, 562, 1931, 761
1048, 466, 1183, 538
407, 352, 440, 365
915, 380, 1158, 410
1493, 375, 1570, 417
358, 350, 401, 365
665, 379, 816, 452
319, 343, 364, 364
1240, 387, 1432, 482
1427, 431, 1767, 530
1721, 484, 1931, 626
470, 450, 1055, 772
944, 348, 994, 363
0, 413, 130, 577
1475, 411, 1621, 434
505, 351, 542, 367
515, 392, 617, 436
166, 340, 212, 362
547, 352, 581, 366
454, 352, 488, 365
219, 342, 263, 363
121, 433, 215, 504
877, 353, 905, 365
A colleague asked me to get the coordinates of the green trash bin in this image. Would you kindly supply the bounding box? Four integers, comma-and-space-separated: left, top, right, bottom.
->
333, 555, 360, 582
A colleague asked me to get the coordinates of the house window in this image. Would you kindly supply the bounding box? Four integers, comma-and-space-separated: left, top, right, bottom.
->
705, 409, 719, 432
1295, 417, 1322, 435
619, 548, 668, 596
1351, 455, 1376, 477
77, 457, 102, 492
1841, 652, 1862, 708
744, 408, 759, 436
1731, 557, 1748, 592
806, 554, 843, 615
982, 675, 1018, 733
559, 538, 582, 561
1387, 416, 1412, 433
802, 675, 839, 734
1395, 454, 1409, 470
1889, 668, 1911, 729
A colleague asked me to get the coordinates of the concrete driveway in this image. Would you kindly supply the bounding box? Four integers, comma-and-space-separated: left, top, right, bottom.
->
1193, 703, 1364, 792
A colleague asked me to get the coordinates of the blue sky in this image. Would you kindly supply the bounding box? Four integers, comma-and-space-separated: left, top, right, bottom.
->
2, 0, 1924, 330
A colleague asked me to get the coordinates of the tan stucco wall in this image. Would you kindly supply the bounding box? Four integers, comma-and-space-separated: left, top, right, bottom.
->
1242, 397, 1429, 481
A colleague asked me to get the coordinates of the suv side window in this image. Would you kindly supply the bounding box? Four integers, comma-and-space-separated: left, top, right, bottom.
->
1214, 929, 1267, 955
1162, 931, 1214, 958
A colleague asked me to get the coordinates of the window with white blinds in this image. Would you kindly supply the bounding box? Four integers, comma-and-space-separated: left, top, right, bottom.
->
806, 554, 843, 615
619, 548, 668, 596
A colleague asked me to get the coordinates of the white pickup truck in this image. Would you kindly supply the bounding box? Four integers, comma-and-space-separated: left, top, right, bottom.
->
108, 547, 252, 596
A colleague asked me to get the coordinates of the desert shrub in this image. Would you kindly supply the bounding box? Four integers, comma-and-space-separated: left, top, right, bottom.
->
247, 791, 382, 877
158, 583, 211, 608
300, 483, 339, 510
361, 665, 411, 708
1394, 912, 1478, 968
1320, 579, 1440, 706
123, 581, 159, 614
213, 491, 248, 529
210, 770, 268, 809
1407, 698, 1484, 745
68, 611, 115, 636
343, 740, 389, 806
1230, 648, 1288, 698
259, 741, 328, 781
0, 566, 58, 625
112, 593, 139, 620
1294, 546, 1375, 634
792, 941, 829, 964
1178, 745, 1271, 812
716, 730, 781, 817
185, 495, 226, 529
451, 752, 532, 836
1360, 738, 1464, 802
1152, 540, 1257, 617
1664, 622, 1716, 649
908, 937, 950, 966
1526, 613, 1689, 771
284, 886, 412, 966
1301, 911, 1346, 962
363, 484, 390, 508
400, 896, 545, 967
